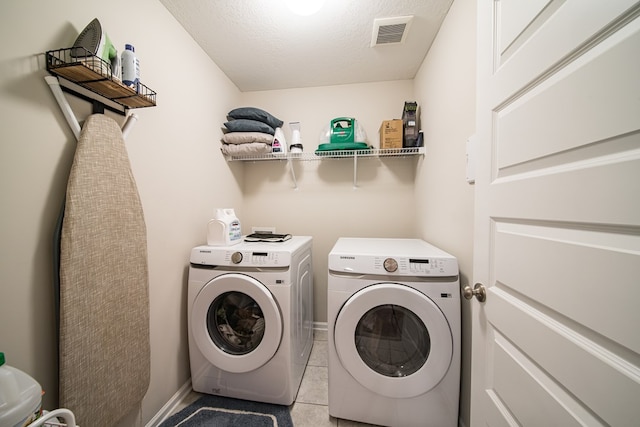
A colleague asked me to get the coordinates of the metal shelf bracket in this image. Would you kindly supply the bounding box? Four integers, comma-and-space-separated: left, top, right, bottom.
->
223, 147, 424, 189
45, 75, 138, 142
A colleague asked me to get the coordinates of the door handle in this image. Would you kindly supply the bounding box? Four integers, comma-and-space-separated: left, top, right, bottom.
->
463, 283, 486, 302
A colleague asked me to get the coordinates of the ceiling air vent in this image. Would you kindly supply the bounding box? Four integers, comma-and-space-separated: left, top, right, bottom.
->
371, 16, 413, 47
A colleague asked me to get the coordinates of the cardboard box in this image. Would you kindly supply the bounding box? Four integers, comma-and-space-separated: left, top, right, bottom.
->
379, 119, 403, 149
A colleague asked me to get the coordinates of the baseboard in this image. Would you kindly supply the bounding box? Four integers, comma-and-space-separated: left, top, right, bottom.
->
145, 379, 192, 427
313, 321, 328, 331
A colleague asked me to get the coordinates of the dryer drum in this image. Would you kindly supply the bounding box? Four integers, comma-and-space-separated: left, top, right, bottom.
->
355, 304, 431, 377
207, 291, 266, 355
333, 282, 453, 399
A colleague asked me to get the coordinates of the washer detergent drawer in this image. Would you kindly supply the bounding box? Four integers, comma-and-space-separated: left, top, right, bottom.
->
334, 283, 453, 398
191, 273, 283, 373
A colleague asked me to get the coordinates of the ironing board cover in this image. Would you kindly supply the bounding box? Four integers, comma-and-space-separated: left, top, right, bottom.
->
58, 114, 150, 426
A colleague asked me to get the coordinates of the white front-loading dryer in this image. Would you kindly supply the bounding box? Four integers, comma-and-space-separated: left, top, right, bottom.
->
188, 236, 313, 405
328, 238, 460, 427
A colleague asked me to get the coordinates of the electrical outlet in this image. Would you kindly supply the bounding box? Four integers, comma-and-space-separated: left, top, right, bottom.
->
251, 226, 276, 234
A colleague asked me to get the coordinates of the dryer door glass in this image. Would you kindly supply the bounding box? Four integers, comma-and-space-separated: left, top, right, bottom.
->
334, 283, 452, 398
355, 304, 429, 377
207, 291, 265, 355
191, 273, 282, 373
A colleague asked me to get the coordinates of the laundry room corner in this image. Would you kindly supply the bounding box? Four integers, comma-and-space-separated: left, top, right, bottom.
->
413, 0, 477, 425
238, 80, 419, 324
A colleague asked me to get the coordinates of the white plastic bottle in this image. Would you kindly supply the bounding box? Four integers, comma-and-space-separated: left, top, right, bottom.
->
0, 352, 42, 427
272, 128, 288, 155
121, 44, 140, 91
207, 208, 242, 246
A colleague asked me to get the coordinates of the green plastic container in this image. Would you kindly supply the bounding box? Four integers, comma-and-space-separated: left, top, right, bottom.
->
329, 117, 356, 144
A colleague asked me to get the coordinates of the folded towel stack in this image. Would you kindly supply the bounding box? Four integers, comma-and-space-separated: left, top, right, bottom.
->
221, 107, 284, 156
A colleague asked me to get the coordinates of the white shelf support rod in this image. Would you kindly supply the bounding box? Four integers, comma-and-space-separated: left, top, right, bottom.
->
121, 112, 138, 139
353, 153, 359, 189
288, 158, 298, 190
45, 76, 80, 141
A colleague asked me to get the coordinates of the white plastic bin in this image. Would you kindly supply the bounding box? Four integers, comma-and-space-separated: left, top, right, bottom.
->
0, 352, 42, 427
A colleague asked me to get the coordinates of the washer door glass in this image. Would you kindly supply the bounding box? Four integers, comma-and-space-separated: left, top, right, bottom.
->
208, 291, 266, 355
334, 283, 452, 398
191, 273, 282, 373
355, 304, 430, 377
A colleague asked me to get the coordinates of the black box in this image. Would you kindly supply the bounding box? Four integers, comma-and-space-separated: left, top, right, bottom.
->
402, 101, 419, 147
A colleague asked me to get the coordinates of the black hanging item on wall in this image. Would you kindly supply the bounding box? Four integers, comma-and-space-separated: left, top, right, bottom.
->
402, 101, 420, 148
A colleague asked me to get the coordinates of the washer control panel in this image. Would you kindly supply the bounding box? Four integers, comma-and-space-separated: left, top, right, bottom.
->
190, 246, 291, 267
227, 251, 283, 266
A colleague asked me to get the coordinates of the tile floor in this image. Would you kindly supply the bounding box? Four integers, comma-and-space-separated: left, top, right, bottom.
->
170, 330, 378, 426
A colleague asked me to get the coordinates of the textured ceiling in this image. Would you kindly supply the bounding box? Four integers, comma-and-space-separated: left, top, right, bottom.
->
160, 0, 454, 92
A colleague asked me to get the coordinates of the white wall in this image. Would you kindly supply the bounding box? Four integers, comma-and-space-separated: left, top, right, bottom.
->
0, 0, 241, 424
413, 0, 476, 425
239, 81, 418, 322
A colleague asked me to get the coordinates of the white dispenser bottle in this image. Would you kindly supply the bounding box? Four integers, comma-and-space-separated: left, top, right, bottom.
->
121, 44, 140, 90
272, 128, 288, 155
207, 208, 242, 246
0, 352, 42, 427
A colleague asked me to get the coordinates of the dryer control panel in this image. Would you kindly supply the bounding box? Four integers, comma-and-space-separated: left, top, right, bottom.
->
190, 245, 291, 267
328, 238, 459, 277
331, 255, 457, 277
374, 256, 456, 276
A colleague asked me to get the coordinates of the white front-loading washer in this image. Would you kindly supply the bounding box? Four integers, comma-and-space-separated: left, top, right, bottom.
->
328, 238, 460, 427
188, 236, 313, 405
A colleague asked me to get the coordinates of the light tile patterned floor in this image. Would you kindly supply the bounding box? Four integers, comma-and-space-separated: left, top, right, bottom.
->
171, 330, 379, 426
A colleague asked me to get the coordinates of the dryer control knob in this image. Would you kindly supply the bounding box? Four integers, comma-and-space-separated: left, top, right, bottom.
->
383, 258, 398, 272
231, 252, 243, 264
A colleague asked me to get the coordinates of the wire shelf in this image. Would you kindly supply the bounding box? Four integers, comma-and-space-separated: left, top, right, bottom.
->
223, 147, 424, 162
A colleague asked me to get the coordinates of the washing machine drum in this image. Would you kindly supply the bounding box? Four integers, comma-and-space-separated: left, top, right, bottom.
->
334, 283, 453, 398
191, 273, 283, 373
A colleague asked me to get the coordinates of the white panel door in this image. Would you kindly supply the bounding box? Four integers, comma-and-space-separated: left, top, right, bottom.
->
472, 1, 640, 426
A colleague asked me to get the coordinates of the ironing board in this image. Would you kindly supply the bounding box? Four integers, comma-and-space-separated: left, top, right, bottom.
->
58, 114, 150, 426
